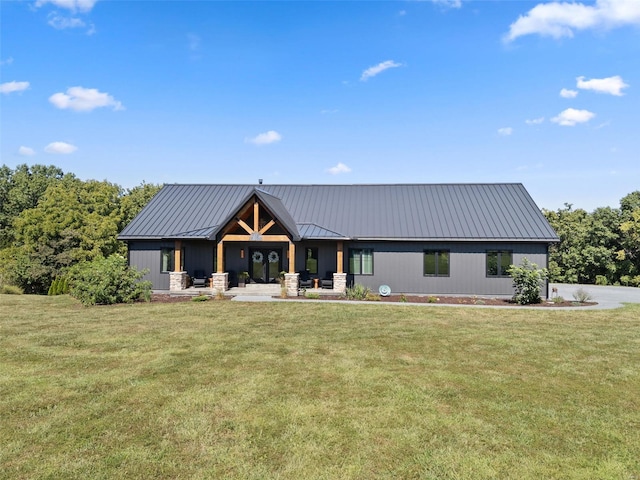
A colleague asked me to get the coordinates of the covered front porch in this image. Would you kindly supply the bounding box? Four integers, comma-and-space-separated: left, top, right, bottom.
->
167, 191, 348, 296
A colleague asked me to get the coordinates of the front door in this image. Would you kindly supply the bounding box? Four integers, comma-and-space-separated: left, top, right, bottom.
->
249, 248, 282, 283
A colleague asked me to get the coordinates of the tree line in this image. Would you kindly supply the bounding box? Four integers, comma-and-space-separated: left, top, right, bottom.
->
0, 163, 638, 294
0, 164, 160, 294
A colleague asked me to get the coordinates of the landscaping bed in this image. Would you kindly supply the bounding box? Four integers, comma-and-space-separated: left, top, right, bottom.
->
151, 293, 595, 307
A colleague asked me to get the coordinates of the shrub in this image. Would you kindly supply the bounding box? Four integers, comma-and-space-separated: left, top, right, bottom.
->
305, 292, 320, 299
192, 295, 209, 302
365, 292, 381, 301
0, 284, 24, 295
399, 293, 407, 303
572, 288, 593, 303
68, 255, 151, 306
345, 283, 370, 300
427, 296, 438, 303
552, 295, 565, 304
508, 258, 548, 305
595, 275, 608, 286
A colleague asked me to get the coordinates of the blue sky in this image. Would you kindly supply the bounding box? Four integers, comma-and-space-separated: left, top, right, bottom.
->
1, 0, 639, 211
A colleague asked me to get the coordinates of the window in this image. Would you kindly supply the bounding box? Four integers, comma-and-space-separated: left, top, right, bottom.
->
349, 248, 373, 275
424, 250, 450, 277
305, 247, 318, 275
161, 248, 174, 273
486, 250, 512, 277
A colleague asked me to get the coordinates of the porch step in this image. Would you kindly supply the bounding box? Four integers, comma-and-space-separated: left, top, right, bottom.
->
227, 284, 282, 296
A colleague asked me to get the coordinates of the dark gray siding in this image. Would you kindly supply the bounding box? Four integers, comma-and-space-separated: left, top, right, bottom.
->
128, 241, 174, 290
344, 241, 549, 297
184, 241, 214, 279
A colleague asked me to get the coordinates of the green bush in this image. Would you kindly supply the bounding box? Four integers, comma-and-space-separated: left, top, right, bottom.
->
305, 292, 320, 299
68, 255, 151, 306
191, 295, 209, 302
345, 283, 370, 300
595, 275, 608, 286
508, 258, 548, 305
0, 284, 24, 295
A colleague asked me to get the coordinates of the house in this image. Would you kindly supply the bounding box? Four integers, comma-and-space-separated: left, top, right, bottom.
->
118, 183, 559, 297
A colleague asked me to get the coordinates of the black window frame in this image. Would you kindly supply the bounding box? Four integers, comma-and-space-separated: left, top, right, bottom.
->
160, 248, 175, 273
486, 250, 513, 277
348, 248, 374, 275
305, 247, 319, 275
423, 250, 450, 277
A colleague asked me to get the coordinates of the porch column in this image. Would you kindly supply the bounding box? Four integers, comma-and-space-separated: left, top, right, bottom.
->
288, 241, 295, 273
212, 239, 228, 292
174, 240, 182, 272
336, 241, 344, 274
169, 240, 187, 291
216, 240, 224, 273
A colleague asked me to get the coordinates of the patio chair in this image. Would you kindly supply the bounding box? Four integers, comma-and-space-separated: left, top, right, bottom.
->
298, 270, 313, 289
320, 271, 334, 289
191, 270, 207, 288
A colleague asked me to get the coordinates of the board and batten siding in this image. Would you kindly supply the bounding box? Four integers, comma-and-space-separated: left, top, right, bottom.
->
345, 241, 549, 297
127, 241, 174, 290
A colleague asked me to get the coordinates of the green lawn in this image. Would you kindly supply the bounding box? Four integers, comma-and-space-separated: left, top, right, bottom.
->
1, 295, 639, 479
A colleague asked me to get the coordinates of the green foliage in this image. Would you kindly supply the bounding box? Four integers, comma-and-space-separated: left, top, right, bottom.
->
0, 284, 23, 294
365, 292, 381, 301
427, 296, 438, 303
67, 255, 151, 306
551, 295, 565, 304
48, 277, 70, 296
595, 275, 608, 286
305, 292, 320, 299
0, 164, 161, 294
344, 283, 371, 300
508, 258, 548, 305
191, 295, 209, 302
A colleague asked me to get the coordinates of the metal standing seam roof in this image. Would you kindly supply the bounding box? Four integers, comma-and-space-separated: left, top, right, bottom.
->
118, 183, 559, 242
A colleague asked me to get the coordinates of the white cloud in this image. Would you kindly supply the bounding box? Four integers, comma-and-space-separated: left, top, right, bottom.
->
360, 60, 403, 81
35, 0, 98, 13
44, 141, 78, 154
431, 0, 462, 8
327, 162, 352, 175
576, 75, 628, 96
18, 146, 36, 156
1, 81, 30, 94
398, 10, 407, 16
320, 109, 339, 114
47, 13, 85, 29
551, 108, 596, 126
0, 57, 14, 66
245, 130, 282, 146
560, 88, 578, 98
497, 127, 513, 136
504, 0, 640, 42
49, 86, 124, 112
525, 117, 545, 125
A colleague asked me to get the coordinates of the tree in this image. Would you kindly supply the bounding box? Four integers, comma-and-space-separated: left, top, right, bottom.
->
0, 164, 67, 248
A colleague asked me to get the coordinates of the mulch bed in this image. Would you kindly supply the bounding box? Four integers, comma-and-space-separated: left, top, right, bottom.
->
151, 294, 595, 307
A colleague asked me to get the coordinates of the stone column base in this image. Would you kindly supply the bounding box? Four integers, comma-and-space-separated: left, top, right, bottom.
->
169, 271, 188, 291
284, 273, 300, 297
333, 273, 347, 294
212, 272, 228, 293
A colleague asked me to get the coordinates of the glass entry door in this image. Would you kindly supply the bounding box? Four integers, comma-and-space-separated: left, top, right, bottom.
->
249, 248, 282, 283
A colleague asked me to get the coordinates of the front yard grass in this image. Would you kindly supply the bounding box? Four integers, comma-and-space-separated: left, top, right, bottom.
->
1, 295, 639, 479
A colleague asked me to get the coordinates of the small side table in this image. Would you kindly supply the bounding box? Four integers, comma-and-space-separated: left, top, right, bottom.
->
314, 278, 319, 289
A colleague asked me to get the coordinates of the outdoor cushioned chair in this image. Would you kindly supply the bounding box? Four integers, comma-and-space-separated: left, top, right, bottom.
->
320, 271, 334, 289
191, 270, 207, 288
298, 270, 313, 289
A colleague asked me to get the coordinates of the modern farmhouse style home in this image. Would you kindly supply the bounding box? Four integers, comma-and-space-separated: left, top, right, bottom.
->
118, 183, 559, 297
